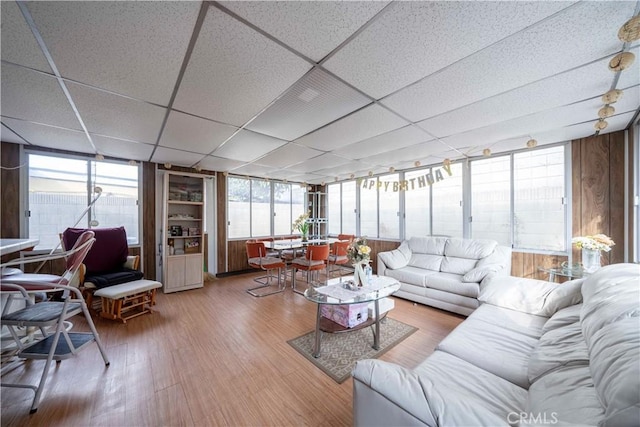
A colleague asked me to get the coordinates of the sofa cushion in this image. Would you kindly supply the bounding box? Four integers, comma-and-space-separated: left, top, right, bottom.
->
528, 321, 589, 383
463, 263, 504, 283
435, 315, 538, 389
440, 256, 478, 275
414, 351, 527, 425
444, 237, 497, 259
479, 276, 584, 317
525, 365, 605, 426
384, 266, 435, 287
425, 272, 479, 298
63, 226, 129, 274
541, 303, 582, 334
408, 253, 442, 271
378, 242, 411, 269
470, 304, 547, 339
408, 236, 446, 255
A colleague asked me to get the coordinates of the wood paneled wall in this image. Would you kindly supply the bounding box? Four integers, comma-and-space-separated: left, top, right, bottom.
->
141, 161, 156, 280
216, 172, 227, 274
572, 131, 625, 267
1, 142, 21, 239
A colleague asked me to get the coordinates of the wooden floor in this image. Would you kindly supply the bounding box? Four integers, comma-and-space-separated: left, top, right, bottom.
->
1, 273, 464, 426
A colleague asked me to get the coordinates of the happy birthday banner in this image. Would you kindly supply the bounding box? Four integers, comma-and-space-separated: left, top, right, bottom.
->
359, 164, 452, 192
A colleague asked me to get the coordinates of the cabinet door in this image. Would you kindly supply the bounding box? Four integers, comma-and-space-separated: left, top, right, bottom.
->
166, 256, 185, 291
184, 254, 203, 287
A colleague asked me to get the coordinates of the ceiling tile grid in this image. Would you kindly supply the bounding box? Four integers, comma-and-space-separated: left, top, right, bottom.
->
295, 104, 409, 151
25, 1, 200, 105
381, 1, 636, 122
1, 123, 27, 145
197, 155, 245, 172
159, 111, 239, 155
92, 135, 155, 161
151, 146, 211, 167
284, 153, 352, 173
253, 143, 324, 169
245, 68, 372, 141
332, 125, 433, 160
323, 1, 576, 99
1, 64, 81, 130
173, 7, 312, 127
67, 82, 166, 145
210, 129, 289, 162
1, 118, 93, 154
0, 1, 52, 72
218, 1, 390, 62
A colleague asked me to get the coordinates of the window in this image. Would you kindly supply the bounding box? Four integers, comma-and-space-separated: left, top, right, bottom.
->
227, 176, 306, 238
432, 163, 463, 237
405, 169, 431, 238
471, 156, 511, 245
358, 174, 400, 239
514, 146, 566, 251
28, 153, 140, 249
359, 178, 378, 238
327, 181, 357, 236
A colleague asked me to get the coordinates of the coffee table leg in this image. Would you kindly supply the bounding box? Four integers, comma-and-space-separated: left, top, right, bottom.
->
313, 304, 322, 358
373, 299, 380, 350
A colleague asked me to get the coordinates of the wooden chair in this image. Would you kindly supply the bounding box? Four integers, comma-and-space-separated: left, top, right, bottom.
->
246, 241, 286, 297
291, 244, 330, 295
338, 234, 355, 242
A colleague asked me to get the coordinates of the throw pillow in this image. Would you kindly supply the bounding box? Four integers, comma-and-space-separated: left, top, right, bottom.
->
462, 264, 503, 283
379, 246, 410, 270
478, 276, 584, 317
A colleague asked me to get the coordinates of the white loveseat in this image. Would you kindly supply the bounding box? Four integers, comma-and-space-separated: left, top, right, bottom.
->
377, 236, 511, 315
352, 263, 640, 426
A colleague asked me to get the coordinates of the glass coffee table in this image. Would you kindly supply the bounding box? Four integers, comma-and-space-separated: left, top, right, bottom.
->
303, 275, 400, 358
538, 266, 589, 282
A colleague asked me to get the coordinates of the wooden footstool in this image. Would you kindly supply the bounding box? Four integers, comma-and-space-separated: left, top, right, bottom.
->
93, 279, 162, 323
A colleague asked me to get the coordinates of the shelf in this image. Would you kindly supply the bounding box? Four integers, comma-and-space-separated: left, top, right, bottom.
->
168, 218, 202, 221
168, 200, 203, 205
168, 235, 202, 239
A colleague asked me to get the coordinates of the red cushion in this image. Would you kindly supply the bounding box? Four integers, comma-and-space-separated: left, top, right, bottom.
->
62, 227, 129, 274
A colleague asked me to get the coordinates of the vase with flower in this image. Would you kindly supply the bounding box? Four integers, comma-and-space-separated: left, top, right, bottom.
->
347, 237, 372, 287
293, 211, 310, 242
572, 234, 615, 273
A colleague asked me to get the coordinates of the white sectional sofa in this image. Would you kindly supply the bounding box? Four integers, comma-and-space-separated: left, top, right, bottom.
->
377, 236, 512, 315
352, 263, 640, 427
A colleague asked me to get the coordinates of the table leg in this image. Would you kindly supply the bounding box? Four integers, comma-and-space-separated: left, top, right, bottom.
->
373, 299, 380, 350
313, 304, 322, 358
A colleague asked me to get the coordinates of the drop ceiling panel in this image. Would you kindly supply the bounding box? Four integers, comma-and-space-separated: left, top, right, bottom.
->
0, 1, 51, 72
381, 1, 635, 121
246, 68, 372, 141
283, 173, 324, 184
228, 163, 279, 177
314, 160, 375, 177
1, 64, 80, 130
219, 1, 389, 62
254, 143, 324, 168
324, 1, 575, 99
295, 104, 409, 151
211, 130, 289, 162
67, 83, 166, 145
197, 155, 244, 172
440, 91, 638, 151
333, 125, 432, 160
1, 123, 27, 145
360, 140, 453, 167
26, 1, 200, 105
174, 7, 311, 126
151, 147, 207, 168
92, 135, 154, 161
286, 153, 352, 173
159, 111, 238, 155
417, 56, 635, 138
2, 118, 92, 154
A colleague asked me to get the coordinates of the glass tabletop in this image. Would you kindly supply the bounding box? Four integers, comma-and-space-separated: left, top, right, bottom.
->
538, 265, 588, 279
303, 275, 400, 305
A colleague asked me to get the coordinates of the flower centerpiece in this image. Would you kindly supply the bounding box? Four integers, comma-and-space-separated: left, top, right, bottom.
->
572, 234, 615, 273
347, 237, 371, 286
292, 211, 310, 241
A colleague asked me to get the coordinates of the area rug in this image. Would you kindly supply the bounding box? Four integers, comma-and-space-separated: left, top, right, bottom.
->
287, 317, 418, 383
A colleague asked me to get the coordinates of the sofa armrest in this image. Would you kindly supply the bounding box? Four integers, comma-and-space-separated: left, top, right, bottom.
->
353, 359, 437, 427
376, 254, 388, 277
479, 275, 584, 317
124, 255, 140, 270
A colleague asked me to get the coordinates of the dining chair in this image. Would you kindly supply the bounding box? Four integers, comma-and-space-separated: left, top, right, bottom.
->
291, 244, 330, 295
246, 241, 286, 297
337, 234, 355, 242
327, 240, 351, 278
0, 230, 110, 414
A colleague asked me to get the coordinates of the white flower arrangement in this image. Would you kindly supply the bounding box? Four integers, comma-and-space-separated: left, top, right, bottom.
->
292, 211, 310, 235
347, 237, 371, 264
572, 234, 615, 252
